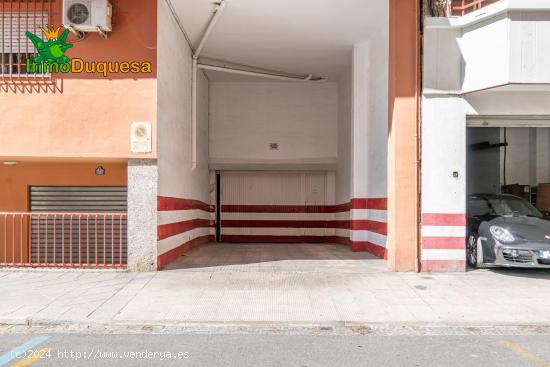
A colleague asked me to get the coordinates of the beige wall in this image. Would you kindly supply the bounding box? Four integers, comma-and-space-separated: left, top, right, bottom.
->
209, 82, 338, 169
0, 0, 157, 159
0, 79, 157, 159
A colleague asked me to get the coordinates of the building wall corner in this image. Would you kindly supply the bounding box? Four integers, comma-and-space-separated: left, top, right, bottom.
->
127, 159, 158, 271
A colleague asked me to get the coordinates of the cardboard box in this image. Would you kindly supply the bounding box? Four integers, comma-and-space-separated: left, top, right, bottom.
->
501, 184, 531, 201
537, 184, 550, 212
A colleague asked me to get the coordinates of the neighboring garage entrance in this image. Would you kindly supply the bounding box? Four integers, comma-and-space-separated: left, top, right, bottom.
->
218, 171, 337, 244
467, 117, 550, 209
466, 116, 550, 267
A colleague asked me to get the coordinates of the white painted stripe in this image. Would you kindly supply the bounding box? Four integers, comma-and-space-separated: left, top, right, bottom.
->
158, 209, 212, 225
157, 227, 211, 254
335, 212, 350, 220
221, 227, 331, 236
350, 209, 387, 222
422, 225, 466, 237
350, 231, 387, 247
421, 249, 465, 261
335, 228, 350, 238
221, 212, 335, 221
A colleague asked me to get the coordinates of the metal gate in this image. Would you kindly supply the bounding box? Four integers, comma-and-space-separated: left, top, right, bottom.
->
219, 171, 331, 242
29, 186, 127, 266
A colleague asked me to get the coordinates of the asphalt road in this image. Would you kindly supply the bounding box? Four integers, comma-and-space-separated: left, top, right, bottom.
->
1, 333, 550, 366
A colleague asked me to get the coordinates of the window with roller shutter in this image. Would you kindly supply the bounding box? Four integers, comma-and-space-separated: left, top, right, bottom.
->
1, 11, 49, 77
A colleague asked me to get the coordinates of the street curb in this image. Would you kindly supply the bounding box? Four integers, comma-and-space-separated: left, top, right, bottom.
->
3, 318, 550, 336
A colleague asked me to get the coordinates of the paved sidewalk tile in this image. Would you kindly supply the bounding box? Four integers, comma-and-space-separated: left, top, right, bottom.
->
1, 243, 550, 327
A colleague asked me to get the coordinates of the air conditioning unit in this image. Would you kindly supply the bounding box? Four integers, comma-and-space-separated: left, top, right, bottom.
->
63, 0, 112, 35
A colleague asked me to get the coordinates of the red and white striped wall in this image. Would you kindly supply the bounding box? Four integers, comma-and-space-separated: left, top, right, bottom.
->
335, 198, 388, 258
421, 213, 466, 272
157, 196, 214, 269
349, 198, 387, 258
220, 203, 347, 243
220, 198, 388, 258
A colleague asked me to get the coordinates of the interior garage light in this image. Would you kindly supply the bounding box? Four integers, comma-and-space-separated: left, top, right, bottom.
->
3, 161, 18, 166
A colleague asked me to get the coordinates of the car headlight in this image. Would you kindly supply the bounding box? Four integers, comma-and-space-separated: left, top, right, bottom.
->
490, 226, 515, 243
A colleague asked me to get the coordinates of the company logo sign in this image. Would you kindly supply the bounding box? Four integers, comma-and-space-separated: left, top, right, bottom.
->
25, 25, 152, 77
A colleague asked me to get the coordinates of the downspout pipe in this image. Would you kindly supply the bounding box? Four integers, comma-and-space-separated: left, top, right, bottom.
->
192, 58, 198, 169
197, 63, 327, 82
192, 0, 227, 169
194, 1, 227, 60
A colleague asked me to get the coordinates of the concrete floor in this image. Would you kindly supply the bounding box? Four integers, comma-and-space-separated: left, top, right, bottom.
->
2, 242, 550, 330
164, 243, 387, 273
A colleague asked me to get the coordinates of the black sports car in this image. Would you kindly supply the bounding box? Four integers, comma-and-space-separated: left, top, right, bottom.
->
467, 193, 550, 268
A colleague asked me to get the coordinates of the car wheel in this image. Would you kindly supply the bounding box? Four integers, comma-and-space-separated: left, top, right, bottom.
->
467, 233, 480, 267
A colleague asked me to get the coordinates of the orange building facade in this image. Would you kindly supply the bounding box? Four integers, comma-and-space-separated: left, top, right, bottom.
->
0, 0, 423, 272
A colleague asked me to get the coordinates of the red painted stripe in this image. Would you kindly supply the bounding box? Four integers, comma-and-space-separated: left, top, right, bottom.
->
351, 198, 387, 210
220, 219, 387, 232
333, 236, 351, 246
220, 235, 386, 259
157, 235, 213, 269
350, 220, 387, 235
333, 202, 352, 212
220, 199, 387, 214
221, 204, 348, 214
422, 237, 466, 250
158, 196, 213, 212
350, 241, 387, 259
421, 260, 466, 272
221, 235, 337, 243
158, 219, 213, 240
422, 213, 466, 226
221, 220, 350, 229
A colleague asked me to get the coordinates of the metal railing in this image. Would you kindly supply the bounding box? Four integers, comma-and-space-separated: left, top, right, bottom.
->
452, 0, 501, 16
0, 213, 127, 268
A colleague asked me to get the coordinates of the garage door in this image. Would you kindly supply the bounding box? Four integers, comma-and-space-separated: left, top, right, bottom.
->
467, 115, 550, 127
220, 171, 334, 243
29, 186, 127, 265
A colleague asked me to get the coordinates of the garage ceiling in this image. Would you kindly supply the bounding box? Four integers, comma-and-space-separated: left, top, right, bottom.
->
167, 0, 388, 81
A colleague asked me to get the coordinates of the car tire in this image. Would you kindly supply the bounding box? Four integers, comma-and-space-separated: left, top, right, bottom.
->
467, 233, 482, 268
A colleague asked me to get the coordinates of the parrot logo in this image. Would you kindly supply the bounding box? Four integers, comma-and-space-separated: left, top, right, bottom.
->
25, 25, 73, 66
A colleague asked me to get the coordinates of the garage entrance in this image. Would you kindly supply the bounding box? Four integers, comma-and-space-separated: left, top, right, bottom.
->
467, 117, 550, 209
161, 169, 388, 272
217, 171, 336, 244
466, 116, 550, 268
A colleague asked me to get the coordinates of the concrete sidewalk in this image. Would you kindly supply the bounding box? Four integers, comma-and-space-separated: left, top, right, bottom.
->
2, 243, 550, 333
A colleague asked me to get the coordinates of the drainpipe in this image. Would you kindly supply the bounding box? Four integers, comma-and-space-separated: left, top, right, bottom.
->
192, 58, 198, 169
192, 0, 227, 169
197, 63, 328, 82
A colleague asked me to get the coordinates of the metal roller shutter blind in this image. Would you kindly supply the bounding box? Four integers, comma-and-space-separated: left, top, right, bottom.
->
467, 115, 550, 128
29, 186, 127, 265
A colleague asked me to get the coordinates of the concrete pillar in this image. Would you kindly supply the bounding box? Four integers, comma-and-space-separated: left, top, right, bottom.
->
387, 0, 421, 272
127, 159, 158, 271
349, 40, 389, 255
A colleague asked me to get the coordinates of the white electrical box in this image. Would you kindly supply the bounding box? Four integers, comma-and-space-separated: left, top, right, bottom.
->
130, 122, 152, 153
